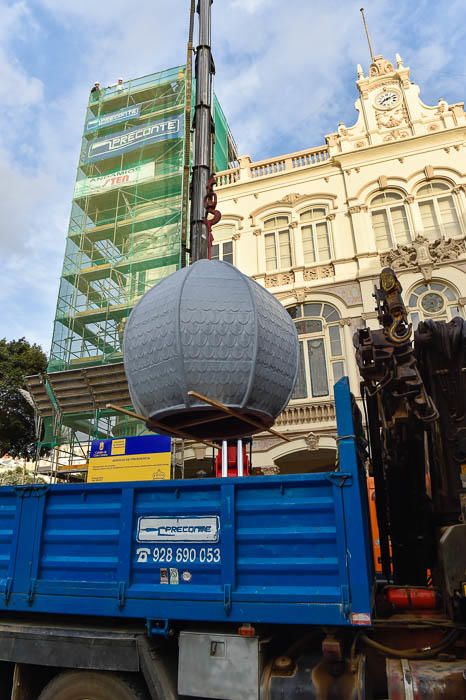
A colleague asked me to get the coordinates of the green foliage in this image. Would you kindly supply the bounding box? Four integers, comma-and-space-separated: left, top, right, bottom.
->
0, 467, 46, 485
0, 338, 47, 459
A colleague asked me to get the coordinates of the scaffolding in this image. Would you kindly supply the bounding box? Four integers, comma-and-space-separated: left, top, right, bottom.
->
31, 66, 236, 479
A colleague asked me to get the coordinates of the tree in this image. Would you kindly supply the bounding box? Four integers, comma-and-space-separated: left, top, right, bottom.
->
0, 467, 46, 486
0, 338, 47, 459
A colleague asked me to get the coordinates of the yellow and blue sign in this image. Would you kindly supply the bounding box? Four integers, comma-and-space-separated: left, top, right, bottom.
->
87, 435, 171, 483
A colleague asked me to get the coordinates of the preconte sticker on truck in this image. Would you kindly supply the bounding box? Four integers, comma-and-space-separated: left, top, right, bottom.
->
137, 516, 220, 543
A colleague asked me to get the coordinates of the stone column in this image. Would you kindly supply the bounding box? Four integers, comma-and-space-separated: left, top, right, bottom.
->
326, 213, 337, 258
253, 228, 264, 274
232, 232, 240, 267
290, 220, 302, 267
238, 155, 252, 181
405, 195, 423, 238
349, 205, 376, 256
453, 185, 466, 236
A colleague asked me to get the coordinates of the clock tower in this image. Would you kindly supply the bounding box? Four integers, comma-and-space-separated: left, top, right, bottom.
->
326, 53, 466, 154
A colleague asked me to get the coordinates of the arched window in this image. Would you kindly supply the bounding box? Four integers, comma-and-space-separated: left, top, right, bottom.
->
264, 215, 292, 271
407, 281, 463, 330
416, 181, 461, 239
288, 302, 345, 400
370, 191, 411, 250
211, 224, 235, 264
300, 207, 331, 263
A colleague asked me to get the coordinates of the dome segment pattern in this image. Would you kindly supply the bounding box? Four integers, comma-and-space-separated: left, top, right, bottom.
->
123, 260, 299, 439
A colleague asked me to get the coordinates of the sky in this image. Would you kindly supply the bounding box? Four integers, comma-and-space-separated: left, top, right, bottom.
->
1, 0, 466, 354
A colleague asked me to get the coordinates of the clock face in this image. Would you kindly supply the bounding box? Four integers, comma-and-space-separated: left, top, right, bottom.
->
375, 90, 400, 109
421, 292, 444, 314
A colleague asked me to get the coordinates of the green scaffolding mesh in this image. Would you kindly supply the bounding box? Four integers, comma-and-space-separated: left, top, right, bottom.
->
49, 65, 234, 373
39, 66, 236, 473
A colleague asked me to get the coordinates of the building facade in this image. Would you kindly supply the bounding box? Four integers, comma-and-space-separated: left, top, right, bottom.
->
210, 54, 466, 473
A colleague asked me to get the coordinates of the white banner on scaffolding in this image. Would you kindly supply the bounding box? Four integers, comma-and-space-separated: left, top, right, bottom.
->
85, 105, 141, 133
74, 161, 155, 198
87, 115, 183, 162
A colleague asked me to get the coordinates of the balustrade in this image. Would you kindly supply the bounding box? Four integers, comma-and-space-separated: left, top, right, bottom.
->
275, 401, 336, 427
216, 145, 330, 187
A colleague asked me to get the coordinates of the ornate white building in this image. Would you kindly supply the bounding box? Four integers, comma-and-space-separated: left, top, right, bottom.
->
208, 53, 466, 473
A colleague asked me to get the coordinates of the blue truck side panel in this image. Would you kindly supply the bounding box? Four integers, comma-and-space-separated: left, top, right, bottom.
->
0, 378, 373, 627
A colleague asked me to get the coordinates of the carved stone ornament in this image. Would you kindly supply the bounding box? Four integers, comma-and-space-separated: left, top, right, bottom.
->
430, 237, 466, 263
280, 193, 303, 205
376, 108, 406, 129
338, 123, 348, 136
295, 289, 306, 303
305, 432, 320, 451
264, 271, 295, 288
437, 99, 448, 114
303, 264, 335, 281
383, 129, 409, 142
326, 133, 340, 148
380, 235, 466, 279
369, 56, 394, 77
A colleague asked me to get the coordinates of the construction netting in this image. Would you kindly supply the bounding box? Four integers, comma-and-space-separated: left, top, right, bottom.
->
37, 65, 236, 473
49, 65, 234, 373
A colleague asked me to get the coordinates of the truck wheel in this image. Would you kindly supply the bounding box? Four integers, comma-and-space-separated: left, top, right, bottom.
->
37, 671, 148, 700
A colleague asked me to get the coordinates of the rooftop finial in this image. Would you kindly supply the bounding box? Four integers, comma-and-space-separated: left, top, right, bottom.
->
360, 7, 375, 63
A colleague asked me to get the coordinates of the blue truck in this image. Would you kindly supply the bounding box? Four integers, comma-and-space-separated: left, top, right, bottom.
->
0, 378, 377, 699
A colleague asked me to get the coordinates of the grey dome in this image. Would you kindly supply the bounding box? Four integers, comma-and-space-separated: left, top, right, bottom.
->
123, 259, 298, 439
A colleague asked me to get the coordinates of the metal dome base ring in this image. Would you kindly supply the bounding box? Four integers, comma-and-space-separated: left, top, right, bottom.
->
146, 405, 275, 440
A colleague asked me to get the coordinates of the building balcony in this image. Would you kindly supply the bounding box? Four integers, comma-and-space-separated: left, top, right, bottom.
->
275, 400, 336, 429
216, 144, 331, 188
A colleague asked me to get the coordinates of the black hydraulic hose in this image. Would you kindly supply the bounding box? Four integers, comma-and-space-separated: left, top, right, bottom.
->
359, 627, 461, 660
372, 618, 466, 631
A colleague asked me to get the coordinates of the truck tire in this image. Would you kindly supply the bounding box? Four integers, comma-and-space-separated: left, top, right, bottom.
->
37, 671, 148, 700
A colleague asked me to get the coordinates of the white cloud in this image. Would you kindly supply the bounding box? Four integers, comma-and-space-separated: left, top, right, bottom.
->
0, 2, 43, 107
231, 0, 272, 13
